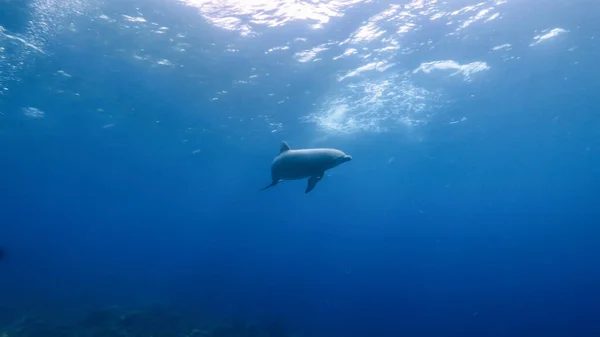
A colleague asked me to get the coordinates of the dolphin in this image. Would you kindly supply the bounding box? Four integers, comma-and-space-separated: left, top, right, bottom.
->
260, 141, 352, 193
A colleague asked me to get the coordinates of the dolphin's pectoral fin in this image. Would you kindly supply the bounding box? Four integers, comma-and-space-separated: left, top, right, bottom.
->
305, 173, 324, 194
260, 179, 282, 191
305, 177, 318, 193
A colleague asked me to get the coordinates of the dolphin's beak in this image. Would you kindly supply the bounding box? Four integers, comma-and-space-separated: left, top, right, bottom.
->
344, 155, 352, 162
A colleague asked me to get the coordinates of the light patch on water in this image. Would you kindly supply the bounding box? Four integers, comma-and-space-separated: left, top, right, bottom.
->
340, 3, 414, 46
133, 54, 150, 61
303, 73, 439, 134
397, 22, 416, 34
333, 48, 358, 60
130, 52, 177, 68
456, 7, 498, 30
491, 43, 511, 51
56, 70, 72, 77
449, 117, 468, 124
98, 14, 115, 22
212, 17, 255, 37
265, 45, 290, 54
22, 107, 45, 118
530, 28, 568, 46
269, 121, 284, 133
122, 15, 147, 23
347, 22, 387, 44
375, 44, 401, 54
152, 26, 170, 35
338, 61, 395, 82
413, 60, 490, 80
371, 4, 402, 22
486, 12, 500, 22
179, 0, 364, 36
294, 44, 330, 62
449, 3, 482, 17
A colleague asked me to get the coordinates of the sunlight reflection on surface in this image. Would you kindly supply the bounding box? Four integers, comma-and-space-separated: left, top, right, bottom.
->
0, 0, 574, 138
179, 0, 365, 34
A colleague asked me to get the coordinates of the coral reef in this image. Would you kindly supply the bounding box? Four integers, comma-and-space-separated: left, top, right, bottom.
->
0, 306, 292, 337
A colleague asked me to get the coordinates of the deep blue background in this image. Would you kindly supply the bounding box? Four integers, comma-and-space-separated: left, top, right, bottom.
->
1, 0, 599, 336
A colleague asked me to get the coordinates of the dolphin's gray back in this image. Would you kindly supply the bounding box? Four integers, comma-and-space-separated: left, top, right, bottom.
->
272, 148, 343, 180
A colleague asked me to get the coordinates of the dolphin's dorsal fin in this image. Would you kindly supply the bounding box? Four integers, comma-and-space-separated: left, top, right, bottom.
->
280, 141, 291, 153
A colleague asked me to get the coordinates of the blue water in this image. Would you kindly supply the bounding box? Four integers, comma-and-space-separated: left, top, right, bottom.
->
1, 0, 599, 336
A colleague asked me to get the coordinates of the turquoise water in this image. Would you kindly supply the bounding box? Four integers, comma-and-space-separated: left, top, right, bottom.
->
1, 0, 599, 336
